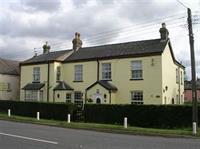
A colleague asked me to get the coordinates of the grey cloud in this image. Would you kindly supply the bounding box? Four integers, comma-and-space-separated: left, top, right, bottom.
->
21, 0, 61, 12
0, 3, 121, 46
117, 0, 183, 23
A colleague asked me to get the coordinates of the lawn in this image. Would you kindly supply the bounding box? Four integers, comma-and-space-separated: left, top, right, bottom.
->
0, 112, 199, 138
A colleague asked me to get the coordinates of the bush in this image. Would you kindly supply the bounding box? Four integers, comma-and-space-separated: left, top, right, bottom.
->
0, 100, 77, 121
84, 104, 195, 128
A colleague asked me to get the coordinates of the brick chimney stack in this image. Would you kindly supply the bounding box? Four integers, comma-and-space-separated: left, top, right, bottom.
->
72, 32, 82, 51
159, 23, 169, 42
43, 41, 51, 54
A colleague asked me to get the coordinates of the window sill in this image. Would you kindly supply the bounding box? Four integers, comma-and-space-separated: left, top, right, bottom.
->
73, 80, 83, 82
32, 81, 40, 83
101, 79, 112, 81
130, 78, 143, 81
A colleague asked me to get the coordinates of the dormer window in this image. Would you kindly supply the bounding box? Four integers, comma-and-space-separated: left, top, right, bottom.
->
33, 67, 40, 82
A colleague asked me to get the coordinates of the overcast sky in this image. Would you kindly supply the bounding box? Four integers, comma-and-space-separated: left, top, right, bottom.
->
0, 0, 199, 79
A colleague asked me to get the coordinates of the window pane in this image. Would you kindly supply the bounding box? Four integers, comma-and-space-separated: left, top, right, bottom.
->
74, 65, 83, 81
131, 91, 143, 104
131, 61, 142, 79
56, 66, 61, 81
102, 63, 111, 80
33, 67, 40, 82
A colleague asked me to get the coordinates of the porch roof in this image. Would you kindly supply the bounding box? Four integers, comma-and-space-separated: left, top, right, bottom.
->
86, 80, 118, 91
22, 83, 45, 90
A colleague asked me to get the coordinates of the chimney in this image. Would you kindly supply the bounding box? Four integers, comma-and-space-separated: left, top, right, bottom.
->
159, 23, 169, 41
43, 41, 51, 54
72, 32, 82, 51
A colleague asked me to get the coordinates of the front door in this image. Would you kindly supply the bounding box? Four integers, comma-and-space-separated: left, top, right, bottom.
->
96, 98, 101, 104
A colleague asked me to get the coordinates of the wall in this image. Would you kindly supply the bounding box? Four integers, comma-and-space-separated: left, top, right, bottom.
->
184, 90, 200, 102
20, 64, 48, 101
62, 61, 97, 100
0, 74, 19, 100
161, 44, 184, 104
63, 55, 163, 104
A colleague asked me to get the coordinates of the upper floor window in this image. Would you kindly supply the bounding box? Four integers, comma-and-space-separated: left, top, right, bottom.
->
131, 91, 143, 104
56, 66, 61, 81
102, 63, 111, 80
33, 67, 40, 82
176, 68, 179, 83
180, 71, 183, 85
131, 61, 143, 79
74, 65, 83, 81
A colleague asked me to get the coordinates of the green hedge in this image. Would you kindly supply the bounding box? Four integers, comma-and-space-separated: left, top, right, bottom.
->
0, 100, 77, 121
84, 104, 195, 128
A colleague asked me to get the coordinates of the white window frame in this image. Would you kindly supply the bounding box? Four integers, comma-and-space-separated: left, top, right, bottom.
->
74, 65, 83, 81
102, 63, 111, 80
131, 91, 143, 104
131, 61, 143, 79
33, 67, 40, 82
66, 93, 72, 103
25, 90, 43, 102
56, 66, 61, 81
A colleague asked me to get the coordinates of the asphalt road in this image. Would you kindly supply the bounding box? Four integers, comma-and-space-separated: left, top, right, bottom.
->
0, 120, 200, 149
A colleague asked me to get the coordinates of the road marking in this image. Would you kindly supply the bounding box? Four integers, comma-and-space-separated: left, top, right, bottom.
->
0, 132, 58, 145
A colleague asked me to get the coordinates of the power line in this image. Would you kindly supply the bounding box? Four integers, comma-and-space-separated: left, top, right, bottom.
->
175, 0, 189, 8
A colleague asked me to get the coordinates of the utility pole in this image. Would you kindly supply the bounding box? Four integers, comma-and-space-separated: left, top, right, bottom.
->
187, 8, 198, 135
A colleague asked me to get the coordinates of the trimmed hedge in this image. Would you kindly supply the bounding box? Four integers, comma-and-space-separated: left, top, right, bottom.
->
0, 100, 77, 121
84, 104, 196, 128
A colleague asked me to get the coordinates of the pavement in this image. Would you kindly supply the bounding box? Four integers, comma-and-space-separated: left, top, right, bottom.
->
0, 120, 200, 149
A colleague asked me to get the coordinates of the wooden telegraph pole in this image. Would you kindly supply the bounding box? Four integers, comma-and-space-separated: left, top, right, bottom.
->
187, 8, 198, 135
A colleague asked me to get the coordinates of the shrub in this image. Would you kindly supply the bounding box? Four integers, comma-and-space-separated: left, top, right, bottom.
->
84, 104, 194, 128
0, 100, 77, 121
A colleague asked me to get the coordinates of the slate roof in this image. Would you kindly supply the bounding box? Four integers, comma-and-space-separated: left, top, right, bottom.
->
53, 81, 74, 91
86, 80, 118, 91
0, 58, 20, 75
21, 50, 72, 65
64, 39, 168, 62
22, 83, 45, 90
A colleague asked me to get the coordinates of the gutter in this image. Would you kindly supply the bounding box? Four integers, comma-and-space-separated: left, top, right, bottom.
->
97, 60, 99, 81
47, 62, 50, 102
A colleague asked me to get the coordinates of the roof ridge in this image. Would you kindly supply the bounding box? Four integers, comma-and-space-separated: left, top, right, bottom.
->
80, 38, 161, 50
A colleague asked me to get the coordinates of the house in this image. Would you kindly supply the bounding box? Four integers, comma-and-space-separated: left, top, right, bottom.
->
184, 79, 200, 102
20, 23, 185, 106
0, 58, 20, 100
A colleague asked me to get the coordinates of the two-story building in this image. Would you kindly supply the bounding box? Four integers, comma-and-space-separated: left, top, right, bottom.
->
20, 23, 185, 105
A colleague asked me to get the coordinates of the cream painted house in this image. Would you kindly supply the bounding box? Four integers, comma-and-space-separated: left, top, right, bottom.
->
20, 24, 184, 106
0, 58, 20, 100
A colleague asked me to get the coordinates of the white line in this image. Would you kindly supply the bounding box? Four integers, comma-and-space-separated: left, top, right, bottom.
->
0, 132, 58, 145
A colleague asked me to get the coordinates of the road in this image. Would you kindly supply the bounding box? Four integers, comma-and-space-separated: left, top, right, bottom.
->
0, 120, 200, 149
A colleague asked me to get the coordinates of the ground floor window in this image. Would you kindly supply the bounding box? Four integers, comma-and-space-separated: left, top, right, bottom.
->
25, 90, 43, 101
74, 91, 83, 108
131, 91, 143, 104
66, 93, 72, 103
74, 91, 83, 100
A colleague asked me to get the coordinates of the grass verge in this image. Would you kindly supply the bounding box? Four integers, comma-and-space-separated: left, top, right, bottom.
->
0, 113, 199, 138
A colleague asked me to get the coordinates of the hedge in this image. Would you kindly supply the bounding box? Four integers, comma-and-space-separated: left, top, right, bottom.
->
84, 104, 196, 128
0, 100, 77, 121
